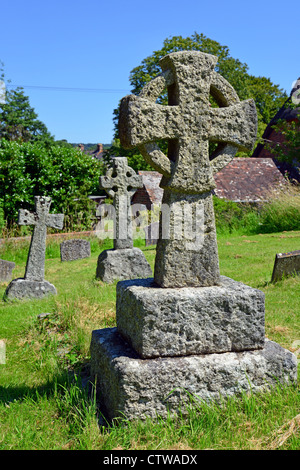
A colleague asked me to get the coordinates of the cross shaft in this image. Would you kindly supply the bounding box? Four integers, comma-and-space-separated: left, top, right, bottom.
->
100, 157, 143, 250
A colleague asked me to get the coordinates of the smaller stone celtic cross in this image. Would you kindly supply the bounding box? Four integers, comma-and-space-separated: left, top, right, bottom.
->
99, 157, 143, 250
5, 196, 64, 300
19, 196, 64, 281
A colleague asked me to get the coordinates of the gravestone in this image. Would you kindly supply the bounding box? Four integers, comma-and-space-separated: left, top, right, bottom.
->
60, 239, 91, 262
0, 259, 15, 283
96, 157, 152, 283
5, 196, 64, 300
90, 51, 297, 421
271, 250, 300, 282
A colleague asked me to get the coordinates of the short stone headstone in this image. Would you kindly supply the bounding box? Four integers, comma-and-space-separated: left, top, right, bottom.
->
96, 157, 152, 282
90, 51, 297, 421
60, 239, 91, 262
5, 196, 64, 300
271, 250, 300, 282
0, 259, 15, 283
143, 221, 159, 246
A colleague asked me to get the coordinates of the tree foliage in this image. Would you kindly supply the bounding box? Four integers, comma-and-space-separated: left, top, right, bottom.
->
265, 102, 300, 169
0, 139, 104, 230
0, 62, 54, 143
105, 33, 287, 172
0, 88, 54, 143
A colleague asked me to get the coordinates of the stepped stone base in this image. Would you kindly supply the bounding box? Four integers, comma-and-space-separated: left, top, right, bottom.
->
90, 327, 297, 422
5, 278, 57, 300
116, 276, 265, 358
96, 248, 152, 283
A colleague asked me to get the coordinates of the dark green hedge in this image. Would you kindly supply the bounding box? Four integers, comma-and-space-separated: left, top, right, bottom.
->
0, 139, 104, 231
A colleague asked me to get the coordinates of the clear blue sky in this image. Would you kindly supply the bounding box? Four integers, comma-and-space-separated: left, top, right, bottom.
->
1, 0, 299, 145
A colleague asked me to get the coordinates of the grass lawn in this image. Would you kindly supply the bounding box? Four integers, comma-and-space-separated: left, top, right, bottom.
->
0, 231, 299, 450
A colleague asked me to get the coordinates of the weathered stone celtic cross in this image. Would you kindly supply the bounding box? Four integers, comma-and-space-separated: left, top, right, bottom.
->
96, 157, 152, 282
119, 51, 257, 287
5, 196, 64, 299
90, 51, 297, 422
19, 196, 64, 280
99, 157, 143, 249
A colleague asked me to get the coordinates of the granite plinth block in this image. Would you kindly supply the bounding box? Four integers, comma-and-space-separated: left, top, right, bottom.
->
116, 276, 265, 358
90, 327, 297, 421
96, 248, 152, 283
5, 278, 57, 300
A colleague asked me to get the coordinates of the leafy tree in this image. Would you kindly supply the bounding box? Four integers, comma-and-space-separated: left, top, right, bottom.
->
0, 88, 54, 143
0, 62, 54, 143
264, 102, 300, 169
105, 33, 287, 172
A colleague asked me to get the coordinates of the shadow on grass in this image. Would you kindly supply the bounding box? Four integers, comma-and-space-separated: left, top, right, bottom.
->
0, 359, 92, 405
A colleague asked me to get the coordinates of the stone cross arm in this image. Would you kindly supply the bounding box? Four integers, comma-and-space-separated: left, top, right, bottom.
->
120, 94, 256, 153
18, 208, 64, 230
46, 213, 65, 230
120, 94, 256, 194
18, 197, 64, 230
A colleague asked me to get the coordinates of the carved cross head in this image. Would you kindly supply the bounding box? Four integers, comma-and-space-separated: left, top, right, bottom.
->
100, 157, 143, 200
18, 196, 64, 230
119, 51, 257, 194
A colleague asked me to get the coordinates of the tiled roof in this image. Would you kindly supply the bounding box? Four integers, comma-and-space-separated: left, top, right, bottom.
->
213, 158, 286, 202
132, 171, 163, 208
132, 159, 287, 206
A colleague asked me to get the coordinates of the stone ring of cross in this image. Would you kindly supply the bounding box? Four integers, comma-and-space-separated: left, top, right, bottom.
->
119, 51, 257, 195
100, 156, 143, 199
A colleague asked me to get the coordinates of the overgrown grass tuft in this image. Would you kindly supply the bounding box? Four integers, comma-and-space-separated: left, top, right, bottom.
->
213, 182, 300, 236
259, 183, 300, 233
